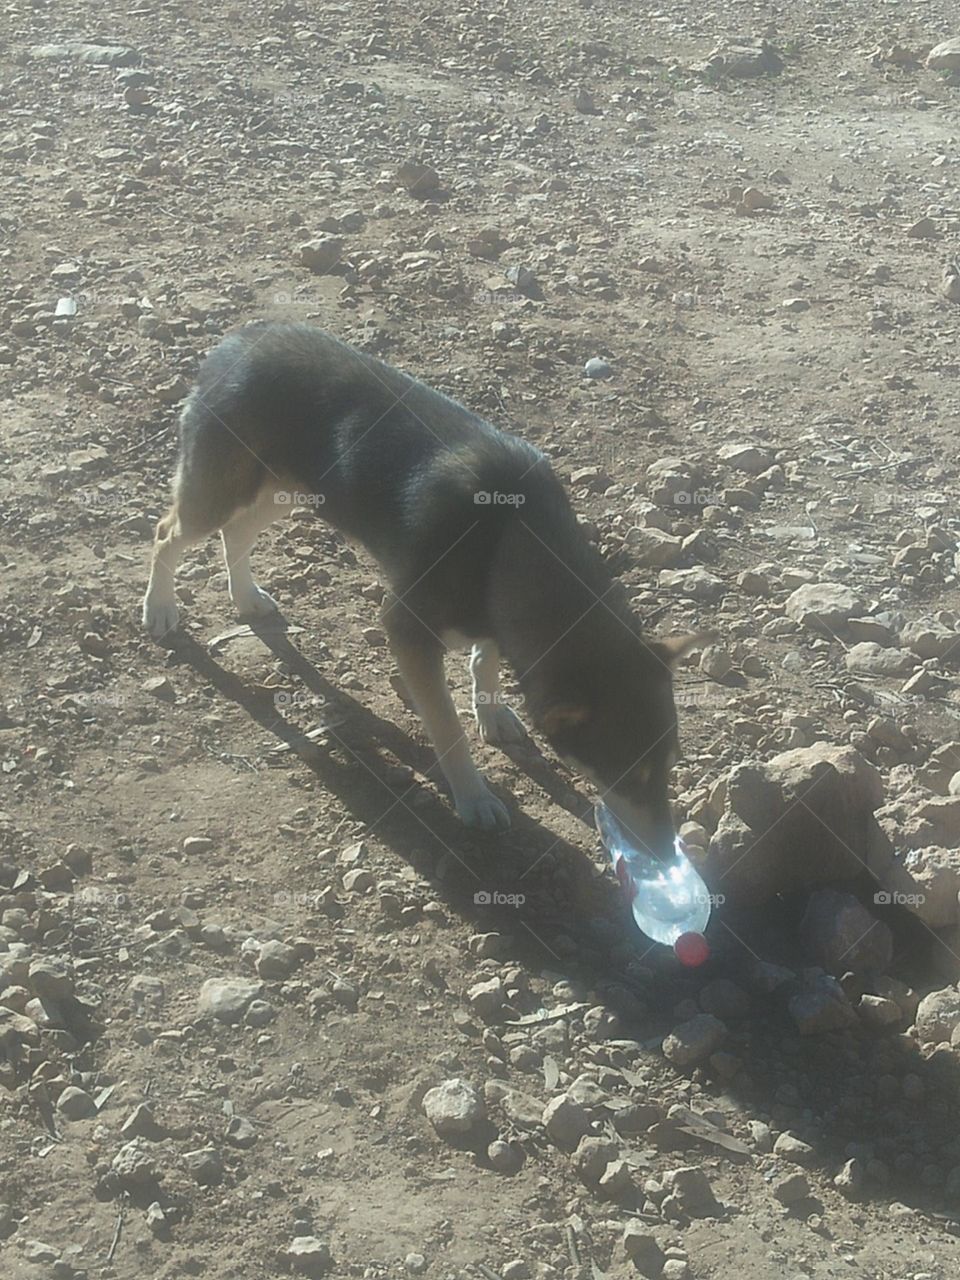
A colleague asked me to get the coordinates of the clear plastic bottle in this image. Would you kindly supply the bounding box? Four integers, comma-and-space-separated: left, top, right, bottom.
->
596, 802, 711, 958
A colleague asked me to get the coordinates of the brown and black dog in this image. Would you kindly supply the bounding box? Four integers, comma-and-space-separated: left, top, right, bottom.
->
143, 324, 696, 853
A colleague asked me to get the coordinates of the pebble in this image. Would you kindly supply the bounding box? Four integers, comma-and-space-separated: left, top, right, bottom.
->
198, 977, 263, 1024
182, 1146, 223, 1186
662, 1013, 727, 1067
542, 1094, 591, 1148
283, 1236, 332, 1276
623, 1227, 666, 1277
773, 1132, 816, 1166
256, 940, 299, 980
927, 38, 960, 70
913, 986, 960, 1043
56, 1085, 97, 1120
183, 836, 214, 855
422, 1078, 486, 1137
772, 1171, 810, 1205
798, 890, 892, 974
661, 1165, 719, 1217
298, 238, 344, 273
584, 356, 613, 379
784, 582, 862, 633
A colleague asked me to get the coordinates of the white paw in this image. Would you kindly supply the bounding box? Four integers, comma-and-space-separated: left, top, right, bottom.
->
454, 784, 511, 832
234, 585, 279, 619
475, 701, 528, 746
143, 594, 180, 640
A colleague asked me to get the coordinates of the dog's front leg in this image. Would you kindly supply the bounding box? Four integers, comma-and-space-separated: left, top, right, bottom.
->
384, 607, 510, 832
470, 641, 528, 746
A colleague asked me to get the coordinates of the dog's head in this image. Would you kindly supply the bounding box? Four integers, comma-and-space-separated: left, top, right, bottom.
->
531, 630, 700, 863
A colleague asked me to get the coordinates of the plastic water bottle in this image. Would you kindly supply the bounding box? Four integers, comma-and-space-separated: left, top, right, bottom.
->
596, 802, 711, 964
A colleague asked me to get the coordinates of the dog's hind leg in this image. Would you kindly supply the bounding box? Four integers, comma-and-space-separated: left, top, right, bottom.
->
384, 606, 510, 831
220, 487, 287, 619
142, 498, 214, 641
470, 640, 528, 746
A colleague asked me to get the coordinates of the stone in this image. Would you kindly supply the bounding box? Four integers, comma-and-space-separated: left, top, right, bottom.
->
773, 1132, 816, 1166
695, 39, 784, 78
30, 41, 140, 66
182, 1146, 223, 1185
27, 959, 74, 1002
698, 979, 750, 1019
773, 1171, 811, 1204
625, 525, 683, 568
422, 1078, 485, 1137
789, 972, 857, 1035
298, 238, 344, 273
542, 1094, 591, 1149
914, 986, 960, 1043
111, 1138, 159, 1188
717, 443, 773, 475
182, 836, 214, 854
877, 847, 960, 927
56, 1086, 97, 1120
396, 161, 441, 197
284, 1236, 332, 1276
704, 744, 884, 905
662, 1013, 727, 1067
857, 994, 902, 1028
900, 620, 960, 661
844, 643, 915, 677
661, 1165, 719, 1216
575, 1135, 620, 1185
622, 1225, 666, 1276
467, 977, 507, 1021
784, 583, 863, 634
699, 645, 735, 682
799, 890, 892, 974
927, 38, 960, 71
834, 1157, 865, 1198
256, 940, 299, 980
584, 356, 613, 380
198, 977, 263, 1024
487, 1138, 523, 1173
659, 567, 725, 601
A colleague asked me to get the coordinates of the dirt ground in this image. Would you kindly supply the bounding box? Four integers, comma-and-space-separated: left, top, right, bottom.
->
3, 2, 960, 1278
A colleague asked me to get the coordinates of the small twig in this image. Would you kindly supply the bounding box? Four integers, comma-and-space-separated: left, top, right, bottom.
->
565, 1223, 582, 1271
106, 1192, 127, 1263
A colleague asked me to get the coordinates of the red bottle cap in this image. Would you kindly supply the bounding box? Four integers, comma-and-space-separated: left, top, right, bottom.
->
674, 932, 710, 967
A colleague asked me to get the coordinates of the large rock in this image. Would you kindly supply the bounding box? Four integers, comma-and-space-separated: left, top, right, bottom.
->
785, 583, 863, 635
877, 847, 960, 927
704, 744, 885, 904
798, 890, 893, 974
927, 38, 960, 71
197, 977, 263, 1024
914, 987, 960, 1043
844, 643, 915, 677
900, 619, 960, 661
422, 1078, 485, 1137
661, 1014, 727, 1067
625, 525, 683, 568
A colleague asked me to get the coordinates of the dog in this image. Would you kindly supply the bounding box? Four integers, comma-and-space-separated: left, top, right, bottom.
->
143, 323, 696, 853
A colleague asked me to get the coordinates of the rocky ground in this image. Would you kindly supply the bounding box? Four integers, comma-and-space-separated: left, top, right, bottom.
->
3, 2, 960, 1278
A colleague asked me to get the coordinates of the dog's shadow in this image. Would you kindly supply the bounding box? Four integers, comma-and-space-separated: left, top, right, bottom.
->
165, 619, 612, 952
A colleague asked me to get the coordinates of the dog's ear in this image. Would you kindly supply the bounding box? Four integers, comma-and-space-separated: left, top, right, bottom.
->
651, 632, 713, 666
539, 702, 591, 736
